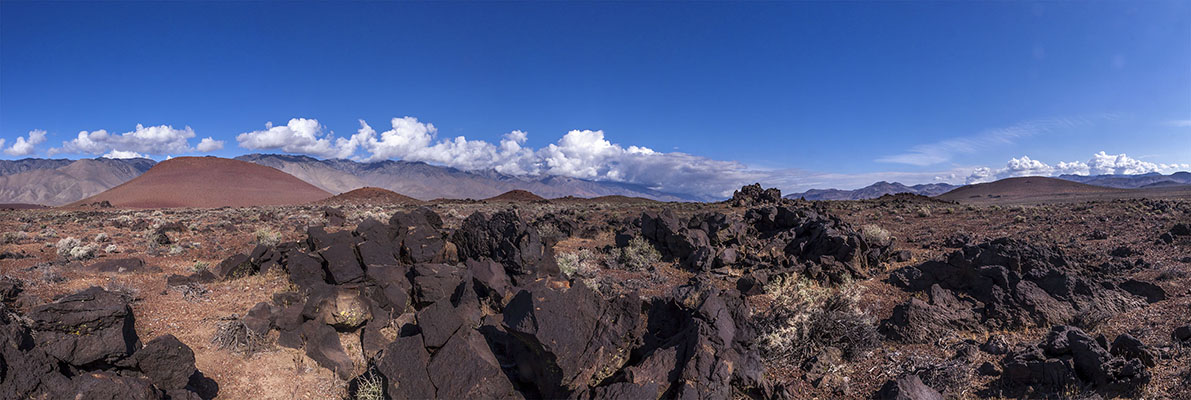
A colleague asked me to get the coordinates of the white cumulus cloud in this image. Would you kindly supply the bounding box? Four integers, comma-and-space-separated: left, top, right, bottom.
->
966, 152, 1191, 183
4, 129, 48, 156
344, 117, 762, 197
236, 118, 356, 159
103, 150, 147, 159
196, 137, 225, 152
50, 124, 197, 156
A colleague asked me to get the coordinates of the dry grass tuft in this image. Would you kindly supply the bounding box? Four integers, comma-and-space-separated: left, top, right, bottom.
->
212, 315, 271, 355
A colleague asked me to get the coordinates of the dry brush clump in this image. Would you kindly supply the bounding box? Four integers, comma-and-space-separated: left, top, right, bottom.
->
254, 228, 282, 247
212, 315, 271, 355
858, 223, 893, 247
55, 236, 96, 261
613, 236, 662, 272
754, 276, 880, 367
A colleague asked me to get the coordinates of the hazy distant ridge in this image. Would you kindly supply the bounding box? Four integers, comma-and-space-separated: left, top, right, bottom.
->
235, 154, 700, 201
784, 181, 959, 200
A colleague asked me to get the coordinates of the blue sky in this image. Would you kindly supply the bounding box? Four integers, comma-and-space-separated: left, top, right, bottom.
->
1, 1, 1188, 196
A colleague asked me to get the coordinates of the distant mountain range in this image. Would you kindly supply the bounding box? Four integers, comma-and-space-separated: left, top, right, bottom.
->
783, 172, 1191, 201
1056, 171, 1191, 189
0, 158, 155, 205
784, 181, 959, 200
1, 154, 1186, 206
235, 154, 700, 201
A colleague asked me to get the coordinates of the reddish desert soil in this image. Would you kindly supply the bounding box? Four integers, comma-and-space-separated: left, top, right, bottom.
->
2, 193, 1189, 399
67, 157, 332, 208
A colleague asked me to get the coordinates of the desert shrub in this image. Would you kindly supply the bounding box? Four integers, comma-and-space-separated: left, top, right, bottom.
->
859, 224, 892, 247
352, 370, 386, 400
212, 315, 270, 355
755, 277, 880, 365
557, 249, 599, 279
70, 245, 96, 260
916, 207, 932, 218
357, 210, 389, 223
104, 244, 119, 253
55, 237, 91, 260
94, 232, 110, 242
254, 228, 281, 247
1014, 215, 1026, 223
615, 236, 661, 272
2, 231, 29, 244
1156, 264, 1189, 281
170, 283, 209, 302
189, 261, 210, 273
41, 227, 57, 238
34, 263, 64, 283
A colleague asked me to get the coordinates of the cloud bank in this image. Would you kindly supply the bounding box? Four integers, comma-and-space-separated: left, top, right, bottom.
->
966, 152, 1191, 184
48, 124, 212, 157
236, 118, 356, 159
232, 116, 765, 198
3, 130, 47, 156
229, 116, 1190, 198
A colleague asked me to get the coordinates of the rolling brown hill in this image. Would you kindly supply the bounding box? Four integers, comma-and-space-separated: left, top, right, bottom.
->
484, 189, 546, 202
315, 187, 423, 206
936, 176, 1191, 204
68, 157, 331, 208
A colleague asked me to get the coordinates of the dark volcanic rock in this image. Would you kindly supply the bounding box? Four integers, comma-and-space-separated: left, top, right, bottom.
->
503, 282, 643, 397
365, 263, 411, 313
287, 252, 330, 293
29, 286, 140, 367
65, 371, 159, 399
999, 325, 1151, 397
215, 253, 254, 280
730, 183, 782, 207
632, 203, 889, 282
1119, 279, 1167, 303
89, 257, 160, 273
888, 238, 1144, 330
132, 334, 197, 391
427, 328, 518, 399
376, 335, 436, 399
165, 269, 217, 287
319, 240, 365, 284
0, 276, 23, 303
452, 210, 559, 281
411, 263, 464, 307
416, 300, 463, 349
876, 375, 943, 400
301, 321, 355, 380
2, 287, 211, 399
1174, 324, 1191, 343
323, 206, 346, 227
390, 207, 448, 264
880, 284, 980, 343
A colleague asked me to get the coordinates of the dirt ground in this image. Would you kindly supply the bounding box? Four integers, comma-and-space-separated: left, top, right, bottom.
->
1, 195, 1189, 399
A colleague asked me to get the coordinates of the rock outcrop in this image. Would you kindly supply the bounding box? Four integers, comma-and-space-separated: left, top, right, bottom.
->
883, 238, 1164, 340
1, 287, 211, 399
997, 325, 1152, 396
624, 197, 890, 284
222, 206, 772, 399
